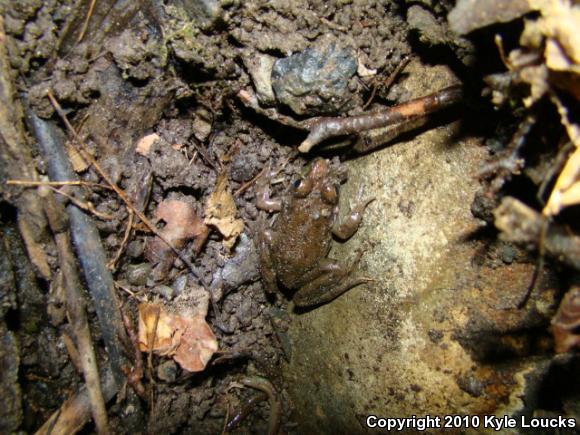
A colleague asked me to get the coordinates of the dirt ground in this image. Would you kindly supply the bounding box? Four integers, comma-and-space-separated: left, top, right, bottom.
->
1, 0, 579, 434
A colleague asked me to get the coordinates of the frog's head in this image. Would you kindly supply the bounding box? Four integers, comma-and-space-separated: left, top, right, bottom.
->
292, 158, 339, 205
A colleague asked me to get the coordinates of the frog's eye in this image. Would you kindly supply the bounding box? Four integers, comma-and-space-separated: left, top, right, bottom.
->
321, 184, 338, 204
293, 178, 313, 197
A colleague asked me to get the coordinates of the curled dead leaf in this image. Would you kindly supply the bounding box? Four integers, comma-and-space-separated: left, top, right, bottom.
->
145, 198, 210, 280
138, 302, 218, 372
205, 173, 244, 250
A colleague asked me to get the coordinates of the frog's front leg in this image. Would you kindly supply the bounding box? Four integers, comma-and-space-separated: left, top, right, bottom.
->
256, 165, 282, 212
332, 186, 374, 240
292, 256, 371, 307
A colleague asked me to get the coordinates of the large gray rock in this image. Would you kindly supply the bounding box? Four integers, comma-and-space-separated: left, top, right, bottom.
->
271, 39, 358, 116
282, 61, 558, 433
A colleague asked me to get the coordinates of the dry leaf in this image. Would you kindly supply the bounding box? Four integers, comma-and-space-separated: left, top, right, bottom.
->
543, 145, 580, 216
66, 140, 89, 172
205, 173, 244, 250
138, 302, 180, 355
145, 199, 210, 280
172, 314, 218, 372
135, 133, 160, 156
138, 302, 218, 372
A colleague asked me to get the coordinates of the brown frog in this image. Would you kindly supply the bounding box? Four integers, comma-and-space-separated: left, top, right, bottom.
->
256, 158, 373, 307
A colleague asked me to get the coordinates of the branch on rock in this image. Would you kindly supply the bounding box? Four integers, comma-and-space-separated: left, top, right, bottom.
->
494, 196, 580, 270
238, 85, 463, 154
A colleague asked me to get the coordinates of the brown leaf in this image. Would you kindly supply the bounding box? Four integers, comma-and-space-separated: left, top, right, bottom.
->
204, 173, 244, 250
138, 302, 218, 372
138, 302, 180, 356
172, 313, 218, 372
66, 140, 89, 172
18, 217, 51, 280
145, 199, 210, 280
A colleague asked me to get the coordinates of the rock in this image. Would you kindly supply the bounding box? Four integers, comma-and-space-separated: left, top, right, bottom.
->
210, 233, 260, 301
157, 360, 178, 383
407, 5, 447, 46
127, 263, 152, 286
282, 62, 559, 432
271, 39, 358, 116
448, 0, 532, 35
178, 0, 221, 29
243, 52, 276, 105
152, 285, 176, 300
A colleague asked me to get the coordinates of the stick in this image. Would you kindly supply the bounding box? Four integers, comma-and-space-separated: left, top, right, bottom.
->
494, 197, 580, 270
24, 102, 128, 389
239, 377, 281, 435
35, 370, 117, 435
41, 188, 109, 434
299, 85, 463, 152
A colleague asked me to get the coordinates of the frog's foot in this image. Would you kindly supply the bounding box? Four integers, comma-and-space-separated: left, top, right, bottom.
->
293, 273, 373, 308
332, 186, 375, 240
255, 157, 296, 212
292, 256, 373, 307
256, 163, 283, 212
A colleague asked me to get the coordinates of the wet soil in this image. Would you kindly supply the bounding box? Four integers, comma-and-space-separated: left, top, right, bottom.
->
0, 0, 578, 434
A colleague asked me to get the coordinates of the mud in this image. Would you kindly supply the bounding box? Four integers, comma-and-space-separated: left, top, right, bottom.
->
0, 0, 578, 434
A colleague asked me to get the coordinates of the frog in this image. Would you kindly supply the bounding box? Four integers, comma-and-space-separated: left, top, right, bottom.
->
256, 158, 374, 307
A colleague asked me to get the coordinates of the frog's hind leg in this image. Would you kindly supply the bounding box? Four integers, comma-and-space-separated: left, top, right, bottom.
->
255, 222, 280, 295
292, 256, 373, 307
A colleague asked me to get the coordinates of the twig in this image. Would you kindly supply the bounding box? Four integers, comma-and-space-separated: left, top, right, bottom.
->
361, 55, 411, 111
299, 85, 463, 152
120, 310, 146, 400
108, 168, 152, 270
478, 115, 535, 193
108, 212, 134, 270
47, 185, 114, 220
238, 376, 281, 435
35, 370, 117, 435
234, 166, 268, 197
41, 188, 109, 434
494, 197, 580, 270
77, 0, 97, 44
7, 179, 112, 189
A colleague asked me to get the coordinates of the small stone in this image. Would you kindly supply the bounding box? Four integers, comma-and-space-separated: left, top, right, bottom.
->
407, 5, 447, 46
157, 360, 178, 383
172, 274, 188, 297
127, 263, 152, 286
500, 244, 516, 264
181, 0, 221, 29
152, 285, 175, 300
192, 107, 213, 142
243, 52, 276, 105
126, 240, 145, 258
271, 38, 358, 116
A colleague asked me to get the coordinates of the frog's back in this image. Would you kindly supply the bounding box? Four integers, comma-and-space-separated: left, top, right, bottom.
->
271, 199, 333, 288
